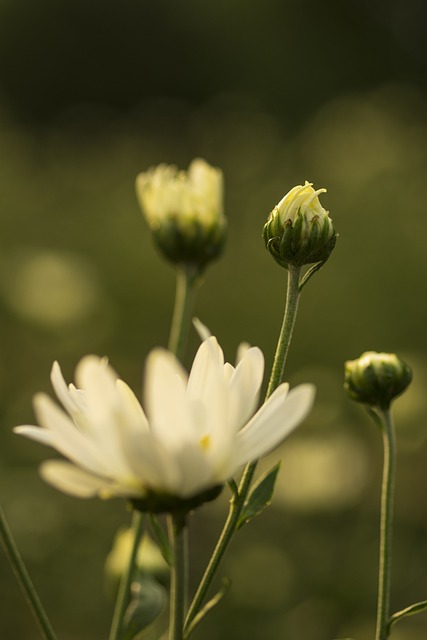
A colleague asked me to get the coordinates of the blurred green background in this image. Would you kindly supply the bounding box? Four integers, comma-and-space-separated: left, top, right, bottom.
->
1, 0, 427, 638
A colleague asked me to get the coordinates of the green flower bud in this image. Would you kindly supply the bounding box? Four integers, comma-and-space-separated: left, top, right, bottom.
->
263, 181, 337, 268
344, 351, 412, 410
136, 158, 226, 272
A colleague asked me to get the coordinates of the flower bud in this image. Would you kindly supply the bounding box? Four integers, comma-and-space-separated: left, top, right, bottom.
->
263, 181, 337, 268
344, 351, 412, 410
136, 158, 226, 271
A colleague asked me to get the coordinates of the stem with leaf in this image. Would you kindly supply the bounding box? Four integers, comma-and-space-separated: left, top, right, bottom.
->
0, 505, 57, 640
184, 264, 303, 635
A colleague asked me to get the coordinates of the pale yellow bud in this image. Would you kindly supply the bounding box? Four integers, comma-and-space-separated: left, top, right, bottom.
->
136, 158, 226, 271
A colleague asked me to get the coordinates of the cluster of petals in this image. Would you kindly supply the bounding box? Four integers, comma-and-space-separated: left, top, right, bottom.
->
276, 181, 328, 224
14, 335, 315, 502
135, 158, 224, 228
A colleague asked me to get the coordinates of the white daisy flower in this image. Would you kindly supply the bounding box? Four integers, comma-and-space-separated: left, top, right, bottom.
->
14, 335, 315, 511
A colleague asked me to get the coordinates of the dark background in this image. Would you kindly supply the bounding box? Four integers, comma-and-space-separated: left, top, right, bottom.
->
1, 0, 427, 638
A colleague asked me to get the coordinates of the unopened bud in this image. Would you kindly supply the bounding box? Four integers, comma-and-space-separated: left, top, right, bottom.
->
263, 181, 336, 269
344, 351, 412, 410
136, 158, 226, 272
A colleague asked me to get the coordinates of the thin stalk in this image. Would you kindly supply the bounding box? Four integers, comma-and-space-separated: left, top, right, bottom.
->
108, 511, 145, 640
168, 266, 199, 362
184, 265, 303, 634
375, 408, 396, 640
167, 266, 197, 638
150, 262, 195, 638
168, 514, 188, 640
0, 505, 57, 640
109, 264, 197, 640
266, 264, 302, 396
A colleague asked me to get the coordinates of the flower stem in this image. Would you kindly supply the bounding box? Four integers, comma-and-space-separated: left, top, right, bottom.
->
168, 514, 188, 640
108, 511, 145, 640
184, 264, 303, 635
109, 264, 197, 640
375, 408, 396, 640
266, 264, 302, 396
168, 266, 199, 362
0, 505, 57, 640
167, 265, 198, 638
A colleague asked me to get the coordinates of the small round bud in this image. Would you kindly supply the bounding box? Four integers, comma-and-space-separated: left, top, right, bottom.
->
344, 351, 412, 410
263, 181, 337, 269
136, 158, 226, 271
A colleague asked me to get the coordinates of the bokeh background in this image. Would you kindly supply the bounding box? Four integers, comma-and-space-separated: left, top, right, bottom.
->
1, 0, 427, 638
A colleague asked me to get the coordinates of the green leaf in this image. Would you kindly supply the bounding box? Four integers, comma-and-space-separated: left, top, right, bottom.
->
298, 259, 327, 291
237, 463, 281, 530
184, 578, 231, 639
227, 478, 239, 498
121, 573, 167, 640
387, 599, 427, 633
149, 514, 173, 567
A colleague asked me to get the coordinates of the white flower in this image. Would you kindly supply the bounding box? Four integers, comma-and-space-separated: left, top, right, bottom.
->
276, 181, 328, 225
14, 336, 315, 505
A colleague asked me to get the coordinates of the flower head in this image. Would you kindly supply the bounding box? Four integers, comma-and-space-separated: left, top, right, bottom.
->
14, 335, 315, 513
263, 181, 337, 268
135, 159, 226, 271
344, 351, 412, 410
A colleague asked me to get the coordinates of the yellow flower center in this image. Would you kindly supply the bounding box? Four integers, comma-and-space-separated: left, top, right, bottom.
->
199, 434, 211, 451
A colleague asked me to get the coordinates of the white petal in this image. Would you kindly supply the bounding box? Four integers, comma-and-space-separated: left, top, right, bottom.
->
119, 431, 182, 494
40, 461, 116, 498
186, 337, 228, 436
116, 379, 149, 433
75, 356, 119, 424
236, 341, 251, 364
33, 393, 110, 476
75, 357, 138, 477
227, 346, 264, 430
14, 425, 56, 447
187, 337, 224, 401
222, 362, 235, 384
51, 361, 84, 417
171, 445, 215, 498
232, 383, 315, 468
144, 349, 195, 444
192, 318, 212, 342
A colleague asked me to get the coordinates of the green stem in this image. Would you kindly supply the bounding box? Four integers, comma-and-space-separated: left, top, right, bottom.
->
168, 514, 188, 640
184, 265, 303, 635
0, 505, 57, 640
109, 264, 197, 640
266, 264, 302, 396
375, 408, 396, 640
167, 266, 198, 638
108, 511, 145, 640
168, 266, 199, 362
